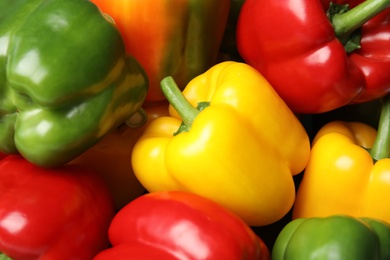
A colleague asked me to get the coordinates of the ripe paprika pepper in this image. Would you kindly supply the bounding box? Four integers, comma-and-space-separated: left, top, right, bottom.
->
90, 0, 230, 102
0, 0, 148, 167
237, 0, 390, 113
0, 155, 115, 260
293, 94, 390, 223
93, 191, 270, 260
131, 61, 310, 226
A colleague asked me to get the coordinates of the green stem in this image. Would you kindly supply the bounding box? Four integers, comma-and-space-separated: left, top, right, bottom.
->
370, 94, 390, 161
332, 0, 390, 43
160, 76, 199, 129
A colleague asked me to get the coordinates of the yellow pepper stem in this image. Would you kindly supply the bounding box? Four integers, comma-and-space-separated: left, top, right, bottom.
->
370, 94, 390, 161
160, 76, 200, 133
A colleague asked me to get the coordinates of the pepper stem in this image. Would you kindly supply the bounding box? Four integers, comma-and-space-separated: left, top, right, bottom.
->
160, 76, 199, 132
370, 94, 390, 161
331, 0, 390, 45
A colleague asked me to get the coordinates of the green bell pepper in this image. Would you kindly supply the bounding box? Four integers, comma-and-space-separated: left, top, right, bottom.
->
0, 0, 148, 167
272, 215, 390, 260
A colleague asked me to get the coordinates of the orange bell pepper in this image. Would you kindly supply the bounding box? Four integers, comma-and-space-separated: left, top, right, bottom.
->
90, 0, 230, 102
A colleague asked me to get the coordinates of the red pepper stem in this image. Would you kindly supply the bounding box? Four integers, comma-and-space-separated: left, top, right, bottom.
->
160, 76, 199, 128
332, 0, 390, 42
370, 94, 390, 161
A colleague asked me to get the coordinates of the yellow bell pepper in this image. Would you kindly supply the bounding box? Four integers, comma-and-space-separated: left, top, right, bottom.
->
131, 61, 310, 226
293, 94, 390, 223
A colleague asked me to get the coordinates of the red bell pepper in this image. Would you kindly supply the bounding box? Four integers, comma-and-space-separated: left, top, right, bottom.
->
93, 191, 270, 260
0, 152, 7, 160
236, 0, 390, 114
0, 155, 115, 260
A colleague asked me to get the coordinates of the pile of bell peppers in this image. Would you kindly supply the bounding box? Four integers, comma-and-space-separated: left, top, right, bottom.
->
1, 0, 390, 259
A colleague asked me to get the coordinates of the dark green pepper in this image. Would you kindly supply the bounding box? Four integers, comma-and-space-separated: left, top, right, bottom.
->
0, 0, 148, 167
272, 215, 390, 260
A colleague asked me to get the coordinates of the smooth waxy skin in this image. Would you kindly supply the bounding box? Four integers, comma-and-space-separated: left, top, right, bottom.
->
0, 155, 115, 260
293, 121, 390, 223
94, 191, 270, 260
0, 0, 148, 167
90, 0, 230, 101
236, 0, 390, 113
272, 215, 390, 260
132, 61, 310, 226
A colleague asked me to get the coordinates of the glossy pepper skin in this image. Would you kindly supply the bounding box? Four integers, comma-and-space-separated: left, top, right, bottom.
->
131, 61, 311, 226
292, 120, 390, 221
0, 0, 148, 167
93, 191, 270, 260
90, 0, 230, 102
272, 215, 390, 260
0, 155, 115, 260
236, 0, 390, 114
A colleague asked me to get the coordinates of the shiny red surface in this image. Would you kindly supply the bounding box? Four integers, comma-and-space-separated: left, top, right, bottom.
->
0, 155, 115, 260
94, 191, 270, 260
237, 0, 390, 113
